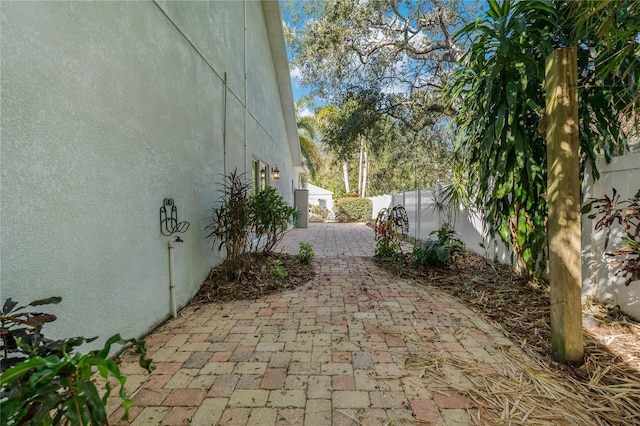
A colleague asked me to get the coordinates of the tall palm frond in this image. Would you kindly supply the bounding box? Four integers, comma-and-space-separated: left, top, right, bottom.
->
299, 135, 321, 181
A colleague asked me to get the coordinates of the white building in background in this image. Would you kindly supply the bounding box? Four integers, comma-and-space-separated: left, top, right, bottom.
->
307, 184, 335, 213
1, 1, 305, 347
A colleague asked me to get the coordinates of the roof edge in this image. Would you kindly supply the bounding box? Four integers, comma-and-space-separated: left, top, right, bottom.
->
261, 0, 304, 172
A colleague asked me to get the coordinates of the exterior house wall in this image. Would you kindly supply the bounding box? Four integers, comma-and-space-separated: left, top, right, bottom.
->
0, 1, 301, 348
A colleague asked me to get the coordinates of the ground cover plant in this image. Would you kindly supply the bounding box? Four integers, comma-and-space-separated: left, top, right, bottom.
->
411, 226, 465, 267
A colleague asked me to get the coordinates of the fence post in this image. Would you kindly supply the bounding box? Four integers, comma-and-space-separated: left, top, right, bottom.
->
416, 188, 422, 240
545, 47, 583, 364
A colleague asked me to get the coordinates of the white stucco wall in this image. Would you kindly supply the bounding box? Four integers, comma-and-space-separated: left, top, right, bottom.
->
1, 1, 300, 348
582, 153, 640, 320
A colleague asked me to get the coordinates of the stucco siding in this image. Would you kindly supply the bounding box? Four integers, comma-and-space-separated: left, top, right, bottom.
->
1, 1, 299, 347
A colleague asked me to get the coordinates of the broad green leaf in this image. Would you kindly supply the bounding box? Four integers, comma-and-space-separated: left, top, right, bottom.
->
78, 380, 107, 424
487, 0, 502, 19
0, 355, 58, 385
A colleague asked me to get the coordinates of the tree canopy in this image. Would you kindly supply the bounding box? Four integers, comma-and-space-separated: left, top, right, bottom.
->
447, 0, 639, 274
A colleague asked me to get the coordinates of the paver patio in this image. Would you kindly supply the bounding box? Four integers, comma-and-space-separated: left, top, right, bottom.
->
108, 223, 524, 425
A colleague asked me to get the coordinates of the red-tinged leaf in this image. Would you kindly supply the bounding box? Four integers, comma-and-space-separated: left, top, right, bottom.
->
28, 297, 62, 307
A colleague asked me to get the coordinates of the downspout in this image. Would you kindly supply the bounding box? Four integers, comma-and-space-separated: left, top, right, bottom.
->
223, 72, 228, 176
243, 0, 248, 172
168, 236, 183, 319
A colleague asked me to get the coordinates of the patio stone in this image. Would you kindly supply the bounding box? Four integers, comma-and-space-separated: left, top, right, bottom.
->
107, 223, 538, 425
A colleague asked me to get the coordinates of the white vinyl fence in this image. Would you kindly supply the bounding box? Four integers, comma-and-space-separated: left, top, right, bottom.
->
371, 187, 512, 265
371, 152, 640, 320
582, 153, 640, 320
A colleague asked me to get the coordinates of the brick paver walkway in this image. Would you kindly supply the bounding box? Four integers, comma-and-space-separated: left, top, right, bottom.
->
109, 223, 521, 425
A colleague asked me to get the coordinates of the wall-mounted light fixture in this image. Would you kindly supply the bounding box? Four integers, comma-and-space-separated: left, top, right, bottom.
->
260, 167, 266, 179
271, 165, 280, 179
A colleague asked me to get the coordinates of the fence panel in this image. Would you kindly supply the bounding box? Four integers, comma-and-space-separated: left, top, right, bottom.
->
582, 153, 640, 320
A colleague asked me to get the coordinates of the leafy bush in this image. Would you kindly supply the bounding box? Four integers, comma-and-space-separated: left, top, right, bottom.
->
205, 169, 252, 265
250, 186, 297, 253
206, 171, 298, 280
0, 297, 153, 425
270, 259, 288, 279
375, 206, 409, 245
374, 206, 409, 274
412, 227, 465, 267
296, 242, 315, 264
308, 204, 331, 221
583, 188, 640, 286
335, 197, 372, 222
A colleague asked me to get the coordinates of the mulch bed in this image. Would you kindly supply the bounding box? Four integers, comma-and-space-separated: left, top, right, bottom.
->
189, 252, 315, 305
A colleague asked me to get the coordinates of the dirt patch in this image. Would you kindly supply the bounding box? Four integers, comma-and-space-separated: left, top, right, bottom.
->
189, 252, 315, 304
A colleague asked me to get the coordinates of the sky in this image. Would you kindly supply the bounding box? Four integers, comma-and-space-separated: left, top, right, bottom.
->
289, 65, 315, 115
283, 0, 485, 116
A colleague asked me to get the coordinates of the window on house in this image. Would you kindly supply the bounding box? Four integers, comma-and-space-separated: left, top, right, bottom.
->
252, 158, 268, 192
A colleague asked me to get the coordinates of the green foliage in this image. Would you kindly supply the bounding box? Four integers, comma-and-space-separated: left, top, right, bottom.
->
205, 169, 252, 264
296, 101, 322, 182
270, 259, 288, 279
412, 227, 465, 267
0, 297, 153, 425
250, 186, 297, 253
296, 242, 315, 265
375, 240, 405, 275
375, 206, 410, 245
320, 88, 389, 160
309, 204, 331, 221
206, 171, 298, 280
335, 197, 372, 222
283, 0, 468, 101
583, 188, 640, 286
374, 205, 409, 274
447, 0, 639, 275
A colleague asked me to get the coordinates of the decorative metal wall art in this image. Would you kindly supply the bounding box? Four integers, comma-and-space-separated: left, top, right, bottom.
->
159, 198, 190, 237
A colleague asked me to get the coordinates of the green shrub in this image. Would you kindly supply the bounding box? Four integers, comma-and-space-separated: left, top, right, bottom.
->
206, 171, 297, 278
0, 296, 153, 425
205, 169, 252, 264
297, 242, 315, 264
250, 186, 297, 253
335, 197, 372, 222
412, 227, 465, 267
308, 204, 331, 222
